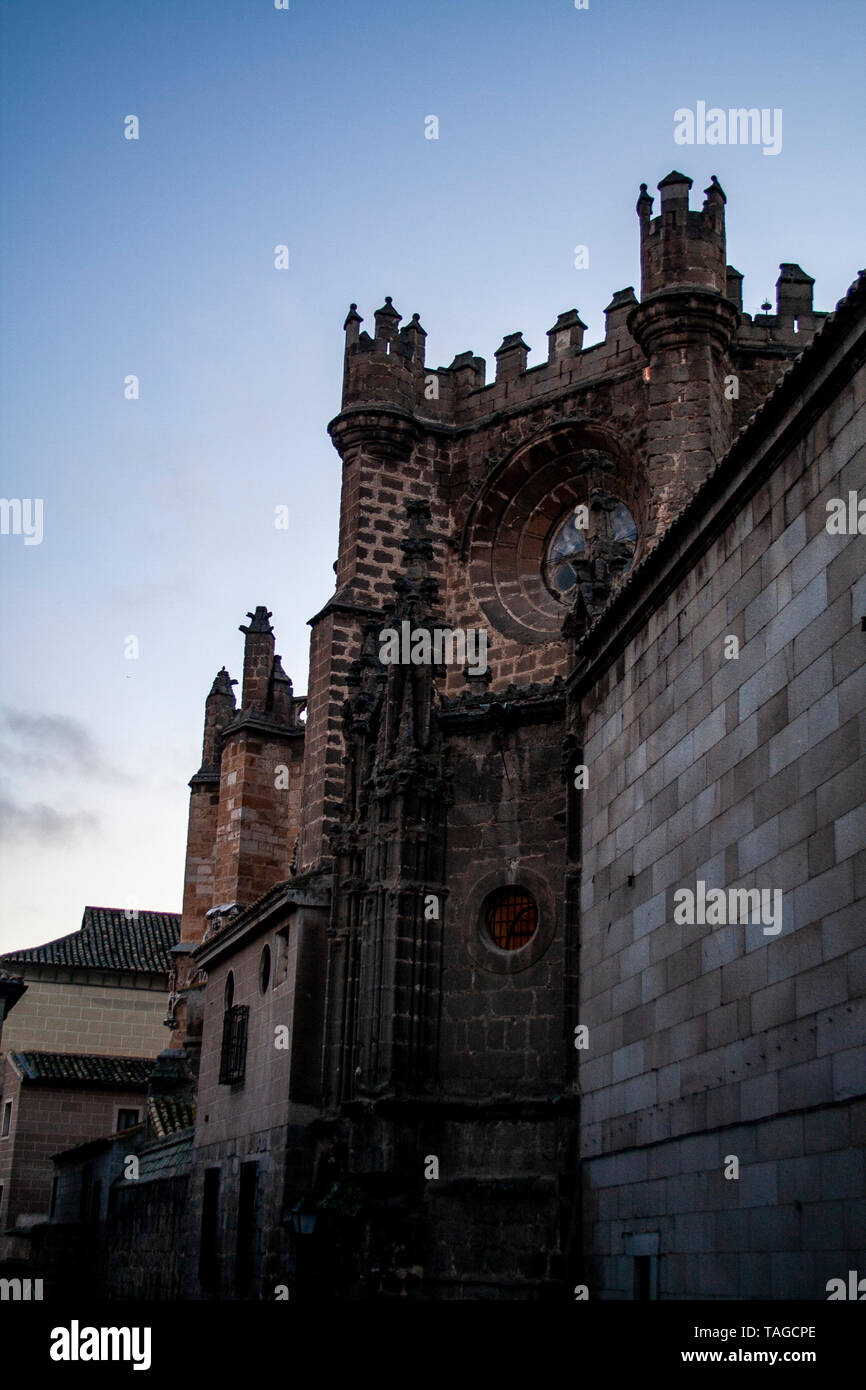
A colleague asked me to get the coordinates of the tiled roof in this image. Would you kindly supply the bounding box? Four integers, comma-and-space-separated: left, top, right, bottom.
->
147, 1094, 195, 1138
135, 1132, 194, 1182
1, 906, 180, 975
10, 1052, 152, 1088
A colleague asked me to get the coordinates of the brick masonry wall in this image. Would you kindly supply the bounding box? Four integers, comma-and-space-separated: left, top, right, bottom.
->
106, 1176, 190, 1300
184, 1129, 289, 1299
195, 928, 298, 1148
0, 1061, 23, 1231
324, 1107, 567, 1298
299, 428, 448, 871
297, 608, 361, 871
439, 715, 568, 1096
577, 350, 866, 1298
0, 976, 168, 1059
442, 386, 648, 693
0, 1066, 145, 1230
213, 729, 300, 906
180, 778, 221, 944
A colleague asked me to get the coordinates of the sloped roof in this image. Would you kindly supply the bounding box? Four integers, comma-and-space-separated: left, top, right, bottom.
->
135, 1131, 194, 1182
1, 906, 180, 975
10, 1052, 152, 1088
147, 1094, 195, 1138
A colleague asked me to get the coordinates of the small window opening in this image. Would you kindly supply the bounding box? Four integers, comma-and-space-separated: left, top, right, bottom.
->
484, 887, 538, 952
274, 928, 290, 987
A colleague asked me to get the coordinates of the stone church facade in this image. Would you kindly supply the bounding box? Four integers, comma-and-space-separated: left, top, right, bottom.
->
43, 170, 866, 1300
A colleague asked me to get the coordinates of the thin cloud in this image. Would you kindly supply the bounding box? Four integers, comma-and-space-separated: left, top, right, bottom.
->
0, 796, 100, 846
0, 707, 123, 780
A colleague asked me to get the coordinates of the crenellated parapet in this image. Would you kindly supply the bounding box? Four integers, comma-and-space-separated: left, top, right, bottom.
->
309, 170, 834, 851
341, 297, 428, 415
337, 292, 646, 428
638, 171, 728, 298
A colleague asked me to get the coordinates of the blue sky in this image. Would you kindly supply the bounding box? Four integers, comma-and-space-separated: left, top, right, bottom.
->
1, 0, 864, 952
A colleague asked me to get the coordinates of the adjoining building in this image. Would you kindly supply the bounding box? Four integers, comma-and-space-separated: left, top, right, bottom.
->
0, 906, 179, 1060
0, 907, 179, 1263
0, 1051, 151, 1263
37, 1088, 194, 1300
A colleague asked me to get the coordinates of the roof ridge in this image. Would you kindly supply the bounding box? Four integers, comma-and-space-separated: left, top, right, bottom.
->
9, 1051, 154, 1086
1, 906, 181, 974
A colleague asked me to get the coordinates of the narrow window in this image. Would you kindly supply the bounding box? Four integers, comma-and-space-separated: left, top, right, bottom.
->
1, 1099, 12, 1138
219, 1005, 250, 1085
49, 1176, 59, 1219
274, 928, 289, 987
116, 1108, 140, 1132
259, 943, 271, 994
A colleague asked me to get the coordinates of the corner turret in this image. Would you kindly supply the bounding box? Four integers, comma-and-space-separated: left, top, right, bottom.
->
340, 296, 428, 413
638, 170, 728, 299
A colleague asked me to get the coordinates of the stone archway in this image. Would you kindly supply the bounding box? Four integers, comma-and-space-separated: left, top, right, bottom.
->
462, 420, 647, 644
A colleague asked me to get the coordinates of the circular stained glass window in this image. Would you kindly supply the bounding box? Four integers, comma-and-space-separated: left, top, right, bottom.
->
545, 499, 638, 600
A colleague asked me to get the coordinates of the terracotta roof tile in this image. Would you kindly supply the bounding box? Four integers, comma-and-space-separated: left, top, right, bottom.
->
10, 1052, 152, 1088
1, 906, 180, 975
147, 1095, 195, 1138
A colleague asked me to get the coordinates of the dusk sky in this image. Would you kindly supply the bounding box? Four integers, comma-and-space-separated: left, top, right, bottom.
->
1, 0, 864, 954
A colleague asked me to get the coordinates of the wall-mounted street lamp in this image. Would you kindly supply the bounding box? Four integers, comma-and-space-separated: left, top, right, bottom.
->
289, 1197, 318, 1237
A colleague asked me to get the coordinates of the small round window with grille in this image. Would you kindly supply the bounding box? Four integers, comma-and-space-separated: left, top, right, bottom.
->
484, 887, 538, 952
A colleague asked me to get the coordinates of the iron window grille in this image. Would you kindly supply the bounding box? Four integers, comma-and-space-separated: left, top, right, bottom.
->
485, 887, 539, 951
219, 1004, 249, 1085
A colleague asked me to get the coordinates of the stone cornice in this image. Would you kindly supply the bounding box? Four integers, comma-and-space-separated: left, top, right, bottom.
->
307, 592, 383, 629
628, 285, 740, 356
314, 1094, 579, 1123
193, 872, 332, 968
328, 405, 421, 460
438, 685, 565, 733
0, 962, 167, 992
188, 768, 220, 790
220, 709, 305, 741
